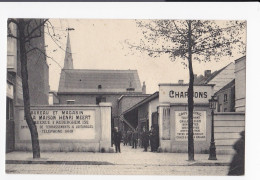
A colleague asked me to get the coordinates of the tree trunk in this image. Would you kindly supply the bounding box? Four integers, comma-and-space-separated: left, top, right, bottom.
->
187, 20, 194, 161
18, 19, 41, 158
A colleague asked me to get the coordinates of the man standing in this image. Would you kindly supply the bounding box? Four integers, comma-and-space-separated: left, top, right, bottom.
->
113, 127, 122, 153
141, 126, 149, 152
150, 126, 155, 152
132, 128, 138, 149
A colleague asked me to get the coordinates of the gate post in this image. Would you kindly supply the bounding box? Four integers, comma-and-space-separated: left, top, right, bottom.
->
99, 102, 112, 152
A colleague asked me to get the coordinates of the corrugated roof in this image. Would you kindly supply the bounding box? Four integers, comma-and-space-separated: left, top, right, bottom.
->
58, 69, 142, 93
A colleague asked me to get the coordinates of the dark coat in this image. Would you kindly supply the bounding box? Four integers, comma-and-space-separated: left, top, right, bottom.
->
113, 131, 122, 144
132, 131, 138, 140
141, 131, 150, 147
228, 131, 245, 176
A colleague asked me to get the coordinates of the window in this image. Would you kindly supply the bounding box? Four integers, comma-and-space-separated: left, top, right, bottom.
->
66, 100, 75, 104
218, 104, 222, 112
98, 85, 102, 89
6, 97, 13, 120
224, 94, 228, 102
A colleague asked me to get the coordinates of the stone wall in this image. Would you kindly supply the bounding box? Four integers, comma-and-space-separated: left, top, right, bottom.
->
14, 103, 112, 152
159, 104, 211, 153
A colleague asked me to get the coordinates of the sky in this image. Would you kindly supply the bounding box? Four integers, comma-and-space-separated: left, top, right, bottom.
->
45, 19, 246, 94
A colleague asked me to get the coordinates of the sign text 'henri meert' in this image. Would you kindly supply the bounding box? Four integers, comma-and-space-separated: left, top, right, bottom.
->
19, 109, 95, 140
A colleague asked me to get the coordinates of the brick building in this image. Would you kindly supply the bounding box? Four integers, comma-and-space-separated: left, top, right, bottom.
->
215, 79, 235, 112
234, 56, 246, 112
195, 62, 235, 93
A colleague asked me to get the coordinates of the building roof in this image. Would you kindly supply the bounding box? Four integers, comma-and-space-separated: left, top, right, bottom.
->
118, 94, 151, 102
122, 91, 159, 115
215, 79, 235, 95
198, 62, 233, 84
158, 83, 214, 86
58, 69, 142, 93
235, 56, 246, 63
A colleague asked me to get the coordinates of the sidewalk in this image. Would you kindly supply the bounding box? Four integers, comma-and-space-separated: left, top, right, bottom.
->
6, 145, 233, 166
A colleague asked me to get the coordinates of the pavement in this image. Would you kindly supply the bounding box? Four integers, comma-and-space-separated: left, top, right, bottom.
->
6, 145, 233, 167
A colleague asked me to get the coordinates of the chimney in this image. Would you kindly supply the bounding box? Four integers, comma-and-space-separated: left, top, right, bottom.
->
204, 70, 211, 78
142, 81, 146, 94
194, 74, 198, 83
194, 74, 197, 79
178, 80, 184, 84
126, 80, 135, 92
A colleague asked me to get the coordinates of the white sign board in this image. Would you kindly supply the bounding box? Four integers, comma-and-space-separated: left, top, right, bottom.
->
19, 109, 95, 140
159, 85, 213, 104
175, 111, 206, 141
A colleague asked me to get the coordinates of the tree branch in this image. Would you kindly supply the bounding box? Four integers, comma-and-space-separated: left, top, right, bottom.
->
173, 21, 188, 41
7, 19, 18, 26
24, 19, 48, 40
8, 34, 19, 40
192, 39, 241, 54
25, 27, 42, 43
44, 23, 68, 53
26, 45, 63, 69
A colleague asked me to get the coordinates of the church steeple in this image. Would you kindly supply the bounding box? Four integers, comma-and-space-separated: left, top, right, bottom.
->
63, 32, 74, 69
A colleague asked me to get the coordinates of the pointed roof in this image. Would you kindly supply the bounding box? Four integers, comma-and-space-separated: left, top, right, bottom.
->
63, 32, 74, 69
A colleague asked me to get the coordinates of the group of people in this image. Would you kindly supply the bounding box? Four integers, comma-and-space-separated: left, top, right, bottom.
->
113, 125, 159, 153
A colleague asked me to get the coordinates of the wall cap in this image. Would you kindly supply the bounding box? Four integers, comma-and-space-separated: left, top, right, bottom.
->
214, 112, 245, 115
99, 102, 112, 107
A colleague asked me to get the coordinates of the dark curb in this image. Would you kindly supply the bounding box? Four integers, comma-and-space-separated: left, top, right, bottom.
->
189, 162, 230, 166
6, 160, 114, 165
6, 160, 229, 166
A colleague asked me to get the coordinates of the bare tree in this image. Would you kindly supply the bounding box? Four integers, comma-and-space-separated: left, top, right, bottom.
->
7, 18, 67, 158
126, 20, 246, 161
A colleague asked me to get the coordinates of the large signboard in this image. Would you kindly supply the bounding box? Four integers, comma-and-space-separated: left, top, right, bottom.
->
19, 109, 95, 140
159, 84, 213, 104
175, 111, 206, 141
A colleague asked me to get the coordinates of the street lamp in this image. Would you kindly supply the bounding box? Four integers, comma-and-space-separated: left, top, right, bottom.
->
208, 96, 217, 160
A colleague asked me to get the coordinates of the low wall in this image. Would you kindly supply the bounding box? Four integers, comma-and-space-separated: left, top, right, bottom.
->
214, 112, 245, 155
158, 104, 211, 153
14, 103, 113, 152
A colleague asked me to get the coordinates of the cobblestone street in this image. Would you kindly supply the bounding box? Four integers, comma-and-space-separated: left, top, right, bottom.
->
6, 164, 229, 175
6, 145, 231, 175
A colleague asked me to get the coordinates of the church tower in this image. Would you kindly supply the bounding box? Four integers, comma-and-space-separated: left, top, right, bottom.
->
63, 32, 74, 69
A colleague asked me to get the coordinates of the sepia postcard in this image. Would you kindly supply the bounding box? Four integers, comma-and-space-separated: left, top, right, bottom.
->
1, 2, 259, 179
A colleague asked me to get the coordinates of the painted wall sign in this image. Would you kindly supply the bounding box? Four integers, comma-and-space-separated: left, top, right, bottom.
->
159, 84, 214, 104
19, 109, 95, 140
175, 111, 206, 141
